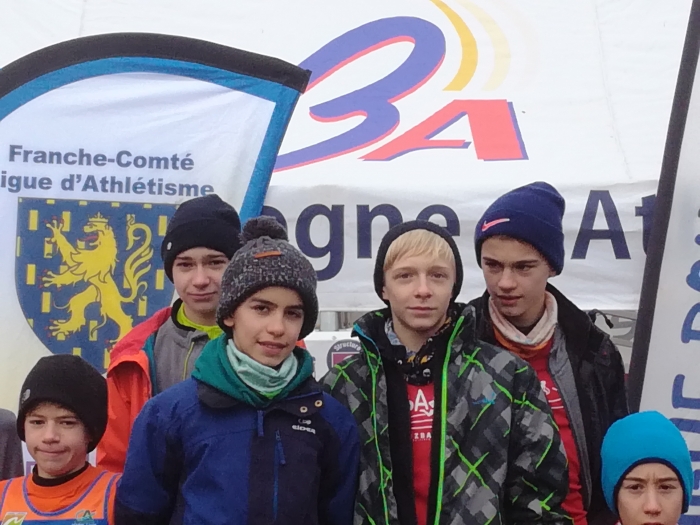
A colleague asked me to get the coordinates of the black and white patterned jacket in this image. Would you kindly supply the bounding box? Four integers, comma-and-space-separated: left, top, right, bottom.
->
321, 304, 571, 525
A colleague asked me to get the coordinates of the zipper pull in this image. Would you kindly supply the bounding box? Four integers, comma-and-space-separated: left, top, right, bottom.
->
257, 410, 264, 437
275, 430, 286, 465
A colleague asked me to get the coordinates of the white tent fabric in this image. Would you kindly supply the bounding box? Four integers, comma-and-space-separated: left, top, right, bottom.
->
0, 0, 691, 312
0, 0, 692, 409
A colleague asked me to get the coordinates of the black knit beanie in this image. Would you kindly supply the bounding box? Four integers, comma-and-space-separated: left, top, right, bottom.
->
374, 220, 464, 303
17, 355, 107, 452
161, 194, 242, 281
216, 216, 319, 339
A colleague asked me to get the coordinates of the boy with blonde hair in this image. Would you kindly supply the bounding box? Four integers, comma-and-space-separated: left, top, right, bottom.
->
322, 220, 570, 525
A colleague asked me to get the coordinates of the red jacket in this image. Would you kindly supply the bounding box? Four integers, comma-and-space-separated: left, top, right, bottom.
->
97, 307, 171, 473
96, 306, 308, 473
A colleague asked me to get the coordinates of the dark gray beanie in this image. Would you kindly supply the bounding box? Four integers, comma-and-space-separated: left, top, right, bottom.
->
216, 216, 318, 339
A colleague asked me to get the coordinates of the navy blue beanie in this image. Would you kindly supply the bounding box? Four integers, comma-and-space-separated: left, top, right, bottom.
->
601, 411, 693, 515
474, 182, 565, 274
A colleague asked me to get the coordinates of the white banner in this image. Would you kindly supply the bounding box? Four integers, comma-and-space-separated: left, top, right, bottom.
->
0, 0, 692, 314
0, 1, 693, 409
629, 1, 700, 522
0, 33, 308, 408
259, 0, 690, 312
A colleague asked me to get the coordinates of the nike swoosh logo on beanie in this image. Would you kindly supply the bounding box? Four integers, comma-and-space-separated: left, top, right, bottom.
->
481, 218, 511, 232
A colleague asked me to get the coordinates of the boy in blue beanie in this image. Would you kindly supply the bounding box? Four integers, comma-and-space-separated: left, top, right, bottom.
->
601, 411, 692, 525
470, 181, 629, 525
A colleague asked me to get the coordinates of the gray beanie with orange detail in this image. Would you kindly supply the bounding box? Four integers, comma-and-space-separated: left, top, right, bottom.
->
216, 216, 319, 339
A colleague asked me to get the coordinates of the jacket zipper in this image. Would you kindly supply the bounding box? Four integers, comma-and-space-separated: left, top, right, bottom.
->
257, 410, 265, 437
182, 340, 196, 380
432, 316, 465, 525
274, 430, 286, 521
547, 341, 592, 510
353, 324, 391, 525
259, 394, 317, 521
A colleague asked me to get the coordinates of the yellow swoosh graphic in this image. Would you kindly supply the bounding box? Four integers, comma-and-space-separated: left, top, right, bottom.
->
454, 0, 511, 90
430, 0, 478, 90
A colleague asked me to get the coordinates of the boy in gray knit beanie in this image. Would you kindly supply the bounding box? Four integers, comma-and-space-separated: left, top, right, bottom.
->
116, 217, 359, 525
216, 216, 319, 340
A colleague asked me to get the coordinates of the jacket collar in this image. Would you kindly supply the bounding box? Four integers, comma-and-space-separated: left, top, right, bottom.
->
469, 283, 607, 361
107, 306, 172, 368
170, 299, 211, 340
195, 377, 323, 416
351, 303, 478, 361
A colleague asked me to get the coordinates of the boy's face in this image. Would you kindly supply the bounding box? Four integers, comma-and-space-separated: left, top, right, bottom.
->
223, 287, 304, 367
616, 463, 683, 525
24, 402, 89, 479
382, 252, 455, 339
480, 236, 554, 329
172, 247, 229, 324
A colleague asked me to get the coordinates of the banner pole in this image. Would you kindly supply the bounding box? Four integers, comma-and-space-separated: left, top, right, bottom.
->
628, 0, 700, 412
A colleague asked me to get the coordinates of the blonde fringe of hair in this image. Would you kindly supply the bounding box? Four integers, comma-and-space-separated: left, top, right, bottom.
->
383, 229, 455, 271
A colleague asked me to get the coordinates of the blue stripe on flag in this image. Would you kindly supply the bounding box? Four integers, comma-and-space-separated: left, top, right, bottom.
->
0, 56, 302, 220
239, 86, 298, 222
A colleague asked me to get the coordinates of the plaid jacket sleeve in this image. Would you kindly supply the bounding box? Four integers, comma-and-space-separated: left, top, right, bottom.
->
504, 365, 571, 525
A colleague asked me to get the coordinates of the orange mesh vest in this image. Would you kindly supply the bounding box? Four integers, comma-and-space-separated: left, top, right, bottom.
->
0, 469, 119, 525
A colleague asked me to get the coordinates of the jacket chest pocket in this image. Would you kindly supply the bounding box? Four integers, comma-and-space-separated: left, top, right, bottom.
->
461, 375, 509, 435
249, 417, 321, 525
270, 424, 322, 524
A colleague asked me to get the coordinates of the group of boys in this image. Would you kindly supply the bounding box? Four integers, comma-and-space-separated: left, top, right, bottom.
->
0, 183, 640, 525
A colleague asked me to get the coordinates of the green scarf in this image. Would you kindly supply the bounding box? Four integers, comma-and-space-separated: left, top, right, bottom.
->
192, 334, 314, 408
226, 339, 298, 398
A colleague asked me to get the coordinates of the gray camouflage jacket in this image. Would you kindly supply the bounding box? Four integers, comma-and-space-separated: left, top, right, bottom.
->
321, 304, 570, 525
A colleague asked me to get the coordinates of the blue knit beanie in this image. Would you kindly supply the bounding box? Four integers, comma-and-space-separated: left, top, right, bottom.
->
474, 182, 565, 274
601, 411, 693, 514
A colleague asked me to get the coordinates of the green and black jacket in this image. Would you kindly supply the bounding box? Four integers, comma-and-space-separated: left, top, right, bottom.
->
321, 304, 571, 525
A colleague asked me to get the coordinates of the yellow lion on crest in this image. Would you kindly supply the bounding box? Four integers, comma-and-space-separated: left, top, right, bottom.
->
42, 212, 153, 342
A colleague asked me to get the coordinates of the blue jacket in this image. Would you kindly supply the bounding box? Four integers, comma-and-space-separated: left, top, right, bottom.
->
114, 376, 360, 525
